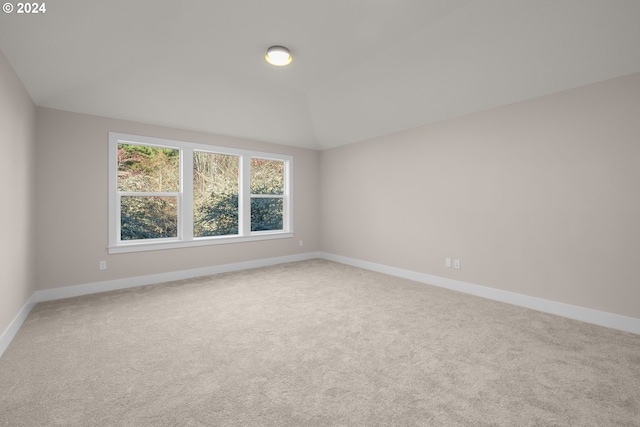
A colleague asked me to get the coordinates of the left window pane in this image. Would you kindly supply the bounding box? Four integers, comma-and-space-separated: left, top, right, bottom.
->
117, 143, 180, 241
120, 196, 178, 240
117, 144, 179, 192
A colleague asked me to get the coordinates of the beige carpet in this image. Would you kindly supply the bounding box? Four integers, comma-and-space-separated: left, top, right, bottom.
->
1, 259, 639, 426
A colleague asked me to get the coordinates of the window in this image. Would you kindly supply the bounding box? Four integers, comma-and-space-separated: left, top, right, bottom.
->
193, 151, 239, 237
251, 158, 285, 232
109, 133, 292, 253
117, 144, 180, 240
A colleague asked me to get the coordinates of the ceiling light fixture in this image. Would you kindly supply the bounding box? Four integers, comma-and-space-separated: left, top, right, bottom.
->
265, 45, 292, 66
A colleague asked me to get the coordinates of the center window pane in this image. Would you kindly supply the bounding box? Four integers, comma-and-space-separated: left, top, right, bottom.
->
193, 152, 239, 237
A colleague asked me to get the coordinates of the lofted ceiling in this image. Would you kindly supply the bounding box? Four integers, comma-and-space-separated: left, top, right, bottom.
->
1, 0, 640, 150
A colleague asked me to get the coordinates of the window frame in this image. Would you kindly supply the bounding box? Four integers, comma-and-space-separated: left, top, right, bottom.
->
108, 132, 293, 254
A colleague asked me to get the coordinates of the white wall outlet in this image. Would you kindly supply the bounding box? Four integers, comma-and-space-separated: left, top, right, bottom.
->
454, 259, 461, 269
445, 258, 452, 268
99, 260, 107, 270
299, 240, 304, 247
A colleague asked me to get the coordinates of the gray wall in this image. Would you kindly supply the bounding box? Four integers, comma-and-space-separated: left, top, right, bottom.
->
0, 51, 36, 335
320, 72, 640, 319
35, 108, 321, 290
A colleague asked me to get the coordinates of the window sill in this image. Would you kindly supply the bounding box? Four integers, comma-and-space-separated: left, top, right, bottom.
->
108, 232, 294, 254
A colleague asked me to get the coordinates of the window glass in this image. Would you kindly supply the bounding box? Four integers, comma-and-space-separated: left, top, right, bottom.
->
251, 198, 283, 231
193, 152, 239, 237
117, 144, 179, 192
250, 158, 284, 195
251, 158, 284, 231
120, 196, 178, 240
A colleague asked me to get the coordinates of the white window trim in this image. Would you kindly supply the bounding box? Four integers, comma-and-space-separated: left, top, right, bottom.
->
108, 132, 293, 254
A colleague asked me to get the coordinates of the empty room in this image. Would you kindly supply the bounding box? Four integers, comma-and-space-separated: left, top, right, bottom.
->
1, 1, 639, 425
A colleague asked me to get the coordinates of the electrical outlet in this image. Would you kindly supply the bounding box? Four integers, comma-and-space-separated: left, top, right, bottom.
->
99, 261, 107, 270
299, 240, 304, 247
445, 258, 452, 268
454, 259, 461, 269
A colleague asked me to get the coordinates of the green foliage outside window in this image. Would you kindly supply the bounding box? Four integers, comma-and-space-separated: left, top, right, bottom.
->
121, 196, 178, 240
251, 198, 283, 231
118, 144, 179, 240
251, 158, 284, 195
193, 152, 239, 237
250, 158, 284, 231
118, 144, 179, 192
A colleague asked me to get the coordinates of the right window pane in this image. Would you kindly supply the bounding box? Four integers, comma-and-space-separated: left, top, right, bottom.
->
251, 158, 284, 231
251, 198, 283, 231
251, 158, 284, 195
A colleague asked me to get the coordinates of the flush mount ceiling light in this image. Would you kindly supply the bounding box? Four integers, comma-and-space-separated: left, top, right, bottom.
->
265, 45, 292, 66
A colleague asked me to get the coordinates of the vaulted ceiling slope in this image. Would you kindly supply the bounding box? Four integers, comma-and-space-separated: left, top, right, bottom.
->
1, 0, 640, 150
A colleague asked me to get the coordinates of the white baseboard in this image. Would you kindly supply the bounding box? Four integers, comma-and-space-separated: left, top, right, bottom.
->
36, 252, 322, 303
3, 250, 637, 359
0, 293, 37, 358
318, 252, 640, 336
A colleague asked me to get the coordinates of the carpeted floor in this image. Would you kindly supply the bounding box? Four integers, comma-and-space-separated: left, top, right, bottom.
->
1, 259, 639, 426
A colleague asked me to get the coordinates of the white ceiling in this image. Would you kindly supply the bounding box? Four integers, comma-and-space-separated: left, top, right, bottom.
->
1, 0, 640, 150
